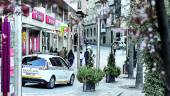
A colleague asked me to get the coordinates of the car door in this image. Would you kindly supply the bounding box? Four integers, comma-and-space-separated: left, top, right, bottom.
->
49, 57, 67, 84
58, 57, 70, 80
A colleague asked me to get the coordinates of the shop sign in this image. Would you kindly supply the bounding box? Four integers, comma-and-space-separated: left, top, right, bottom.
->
46, 15, 55, 25
32, 9, 44, 22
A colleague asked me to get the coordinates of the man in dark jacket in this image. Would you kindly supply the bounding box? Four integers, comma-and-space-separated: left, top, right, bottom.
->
84, 49, 90, 65
67, 49, 75, 67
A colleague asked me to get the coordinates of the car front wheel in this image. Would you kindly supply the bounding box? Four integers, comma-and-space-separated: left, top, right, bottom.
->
68, 75, 75, 86
46, 77, 55, 89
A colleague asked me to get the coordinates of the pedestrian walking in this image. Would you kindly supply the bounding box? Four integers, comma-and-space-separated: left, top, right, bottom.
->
50, 46, 53, 53
113, 43, 117, 55
84, 46, 90, 65
54, 48, 59, 56
67, 49, 75, 67
84, 39, 88, 50
80, 51, 84, 66
59, 47, 65, 59
64, 47, 68, 59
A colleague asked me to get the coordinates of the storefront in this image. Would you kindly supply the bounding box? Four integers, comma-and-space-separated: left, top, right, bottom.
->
21, 7, 56, 54
42, 32, 50, 52
29, 29, 40, 54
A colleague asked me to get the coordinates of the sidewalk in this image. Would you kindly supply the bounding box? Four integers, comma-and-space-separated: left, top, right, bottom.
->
26, 74, 144, 96
59, 76, 144, 96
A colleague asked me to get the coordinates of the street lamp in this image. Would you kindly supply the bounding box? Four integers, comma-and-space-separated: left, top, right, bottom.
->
76, 5, 86, 70
95, 0, 107, 70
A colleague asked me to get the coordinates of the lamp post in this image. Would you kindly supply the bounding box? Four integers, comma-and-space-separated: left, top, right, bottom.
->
76, 1, 85, 70
95, 0, 107, 70
13, 0, 22, 96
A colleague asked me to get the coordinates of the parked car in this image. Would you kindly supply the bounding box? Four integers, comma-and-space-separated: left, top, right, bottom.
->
22, 54, 75, 89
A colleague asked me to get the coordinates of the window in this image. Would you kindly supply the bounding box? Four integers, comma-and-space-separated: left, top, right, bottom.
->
90, 40, 92, 42
58, 58, 68, 68
94, 28, 96, 36
28, 59, 47, 66
22, 56, 40, 64
91, 28, 92, 37
50, 57, 64, 67
87, 29, 89, 37
22, 57, 47, 66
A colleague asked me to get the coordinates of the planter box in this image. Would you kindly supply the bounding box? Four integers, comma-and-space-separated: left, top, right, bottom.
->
83, 83, 95, 92
106, 74, 115, 83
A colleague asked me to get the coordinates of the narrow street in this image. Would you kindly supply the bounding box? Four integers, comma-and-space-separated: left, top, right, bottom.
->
22, 45, 143, 96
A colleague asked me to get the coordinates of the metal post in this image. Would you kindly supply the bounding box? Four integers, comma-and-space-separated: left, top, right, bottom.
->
1, 16, 10, 96
39, 30, 42, 53
63, 10, 65, 47
67, 31, 69, 51
57, 32, 59, 49
96, 17, 100, 69
14, 0, 22, 96
77, 21, 80, 70
155, 0, 170, 96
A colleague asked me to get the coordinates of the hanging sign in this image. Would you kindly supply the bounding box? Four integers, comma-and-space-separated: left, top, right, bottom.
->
32, 9, 44, 22
46, 15, 55, 25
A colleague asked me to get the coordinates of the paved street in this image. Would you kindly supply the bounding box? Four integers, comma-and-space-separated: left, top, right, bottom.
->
22, 45, 144, 96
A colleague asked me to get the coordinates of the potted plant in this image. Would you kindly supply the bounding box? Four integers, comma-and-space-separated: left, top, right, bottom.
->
77, 66, 104, 92
104, 52, 121, 83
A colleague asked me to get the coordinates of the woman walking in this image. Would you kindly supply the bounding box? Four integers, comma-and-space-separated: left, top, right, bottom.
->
67, 49, 75, 67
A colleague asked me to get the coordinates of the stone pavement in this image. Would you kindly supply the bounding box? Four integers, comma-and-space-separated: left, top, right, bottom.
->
25, 74, 144, 96
57, 75, 144, 96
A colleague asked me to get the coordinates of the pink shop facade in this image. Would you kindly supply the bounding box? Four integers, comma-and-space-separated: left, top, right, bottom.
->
22, 8, 56, 56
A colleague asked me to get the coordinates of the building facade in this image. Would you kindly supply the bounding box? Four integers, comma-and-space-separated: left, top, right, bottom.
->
84, 0, 126, 46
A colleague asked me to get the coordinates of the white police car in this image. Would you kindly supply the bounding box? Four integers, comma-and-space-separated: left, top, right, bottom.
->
22, 54, 75, 89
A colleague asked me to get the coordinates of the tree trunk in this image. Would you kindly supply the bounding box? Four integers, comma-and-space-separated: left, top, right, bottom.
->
155, 0, 170, 96
128, 38, 134, 78
135, 39, 143, 89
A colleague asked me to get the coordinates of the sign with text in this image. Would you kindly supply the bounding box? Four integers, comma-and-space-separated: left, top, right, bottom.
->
46, 15, 55, 25
32, 9, 44, 22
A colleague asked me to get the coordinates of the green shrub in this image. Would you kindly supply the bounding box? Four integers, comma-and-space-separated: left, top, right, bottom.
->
144, 71, 165, 96
104, 65, 121, 77
103, 52, 121, 77
77, 66, 104, 83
